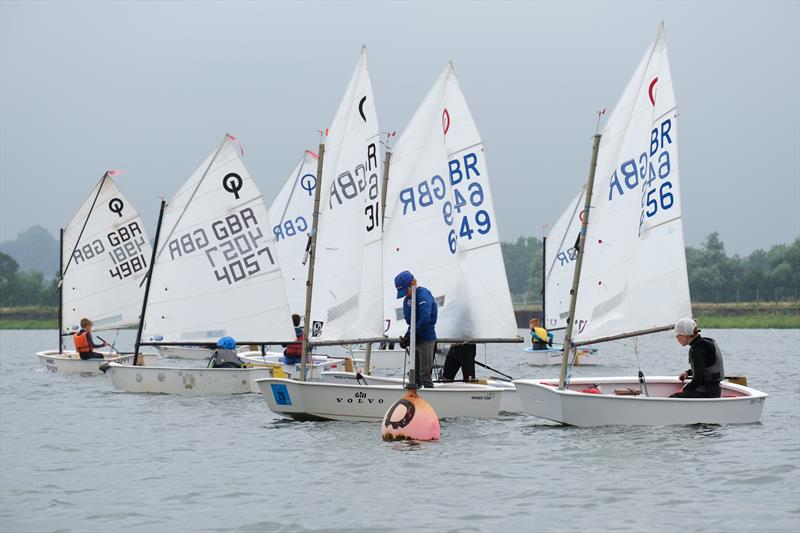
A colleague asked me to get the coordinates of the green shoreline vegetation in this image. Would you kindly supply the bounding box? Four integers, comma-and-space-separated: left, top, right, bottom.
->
2, 302, 799, 330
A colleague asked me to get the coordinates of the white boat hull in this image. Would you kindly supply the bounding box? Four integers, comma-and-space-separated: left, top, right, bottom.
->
155, 345, 215, 360
104, 362, 276, 395
523, 345, 598, 366
347, 348, 406, 370
256, 378, 503, 422
36, 350, 135, 374
320, 371, 522, 413
237, 352, 346, 380
513, 376, 767, 426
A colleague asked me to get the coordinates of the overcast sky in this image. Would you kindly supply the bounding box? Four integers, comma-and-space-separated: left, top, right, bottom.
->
1, 1, 798, 255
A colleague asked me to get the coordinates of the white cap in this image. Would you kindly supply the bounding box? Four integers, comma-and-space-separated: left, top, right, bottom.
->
674, 318, 697, 336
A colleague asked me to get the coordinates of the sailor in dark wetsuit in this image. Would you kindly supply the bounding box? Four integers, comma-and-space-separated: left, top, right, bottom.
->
209, 336, 243, 369
670, 318, 725, 398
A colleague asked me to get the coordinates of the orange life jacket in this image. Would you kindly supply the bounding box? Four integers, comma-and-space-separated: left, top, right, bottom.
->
285, 327, 304, 357
73, 331, 92, 353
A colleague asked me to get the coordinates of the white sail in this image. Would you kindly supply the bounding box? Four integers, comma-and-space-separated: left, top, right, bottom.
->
573, 23, 691, 344
61, 174, 152, 332
309, 47, 384, 342
382, 63, 518, 340
268, 150, 318, 315
544, 188, 584, 330
142, 136, 296, 344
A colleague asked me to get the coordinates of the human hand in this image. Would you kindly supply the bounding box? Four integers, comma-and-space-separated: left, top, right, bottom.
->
679, 371, 688, 382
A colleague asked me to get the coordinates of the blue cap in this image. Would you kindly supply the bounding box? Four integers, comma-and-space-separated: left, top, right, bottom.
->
217, 336, 236, 350
394, 271, 414, 299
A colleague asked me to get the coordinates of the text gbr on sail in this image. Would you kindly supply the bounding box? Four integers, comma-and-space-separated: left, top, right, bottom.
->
166, 207, 275, 285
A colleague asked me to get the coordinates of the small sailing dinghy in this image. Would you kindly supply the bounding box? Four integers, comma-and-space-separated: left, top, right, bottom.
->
522, 192, 598, 365
37, 171, 153, 373
514, 24, 767, 426
104, 135, 338, 394
259, 54, 513, 421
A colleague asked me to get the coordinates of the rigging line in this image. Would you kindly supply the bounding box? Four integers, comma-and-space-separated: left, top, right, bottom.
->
61, 173, 109, 279
152, 135, 229, 265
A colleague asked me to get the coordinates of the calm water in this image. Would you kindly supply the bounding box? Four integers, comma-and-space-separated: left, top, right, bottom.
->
1, 329, 798, 532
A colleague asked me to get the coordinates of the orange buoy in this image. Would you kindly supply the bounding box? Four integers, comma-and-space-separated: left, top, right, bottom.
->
381, 388, 440, 441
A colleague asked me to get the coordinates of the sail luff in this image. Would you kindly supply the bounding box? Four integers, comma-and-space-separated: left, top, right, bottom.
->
61, 173, 108, 277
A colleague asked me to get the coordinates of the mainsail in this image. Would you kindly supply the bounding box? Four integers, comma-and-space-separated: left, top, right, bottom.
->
268, 150, 318, 315
142, 136, 296, 344
309, 47, 384, 343
544, 188, 584, 331
573, 23, 691, 345
61, 173, 152, 332
382, 63, 518, 340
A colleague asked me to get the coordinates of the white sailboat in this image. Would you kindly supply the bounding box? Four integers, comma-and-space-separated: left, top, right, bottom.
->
268, 150, 319, 315
514, 24, 767, 426
37, 171, 152, 373
105, 135, 336, 394
523, 189, 598, 366
259, 56, 513, 421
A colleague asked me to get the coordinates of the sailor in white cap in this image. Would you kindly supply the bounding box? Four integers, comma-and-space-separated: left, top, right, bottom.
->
671, 318, 726, 398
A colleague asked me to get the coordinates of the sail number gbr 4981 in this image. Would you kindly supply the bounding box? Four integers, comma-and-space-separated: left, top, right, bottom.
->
398, 150, 493, 254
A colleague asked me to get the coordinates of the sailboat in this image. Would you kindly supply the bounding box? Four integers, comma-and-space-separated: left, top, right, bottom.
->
523, 190, 598, 365
36, 171, 154, 373
514, 24, 767, 426
104, 135, 340, 394
257, 54, 513, 420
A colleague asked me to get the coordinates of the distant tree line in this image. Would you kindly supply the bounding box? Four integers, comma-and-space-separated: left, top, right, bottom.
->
0, 253, 58, 307
1, 233, 798, 307
502, 232, 800, 304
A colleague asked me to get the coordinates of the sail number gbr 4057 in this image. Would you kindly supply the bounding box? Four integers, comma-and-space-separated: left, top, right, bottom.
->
166, 207, 275, 286
398, 150, 492, 254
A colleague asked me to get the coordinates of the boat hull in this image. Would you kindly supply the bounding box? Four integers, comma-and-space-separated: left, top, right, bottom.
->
36, 350, 135, 374
104, 362, 275, 394
155, 345, 215, 360
256, 378, 503, 422
348, 348, 406, 370
523, 345, 598, 365
320, 371, 522, 413
513, 376, 767, 426
237, 352, 345, 380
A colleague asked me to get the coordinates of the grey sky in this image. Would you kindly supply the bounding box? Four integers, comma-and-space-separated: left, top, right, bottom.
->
1, 1, 798, 256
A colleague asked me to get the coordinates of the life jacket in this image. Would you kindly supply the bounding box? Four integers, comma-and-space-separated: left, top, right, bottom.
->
211, 348, 242, 368
285, 326, 303, 357
531, 327, 550, 344
73, 331, 92, 353
689, 337, 726, 385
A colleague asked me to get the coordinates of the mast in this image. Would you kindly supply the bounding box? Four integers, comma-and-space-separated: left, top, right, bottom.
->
58, 228, 64, 354
300, 142, 325, 382
133, 199, 166, 365
541, 236, 546, 327
364, 148, 394, 375
558, 134, 601, 390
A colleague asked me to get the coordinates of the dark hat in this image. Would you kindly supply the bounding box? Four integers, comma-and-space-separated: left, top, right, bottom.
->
394, 271, 414, 299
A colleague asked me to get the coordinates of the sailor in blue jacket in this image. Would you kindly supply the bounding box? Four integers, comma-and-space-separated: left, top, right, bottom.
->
395, 270, 438, 388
